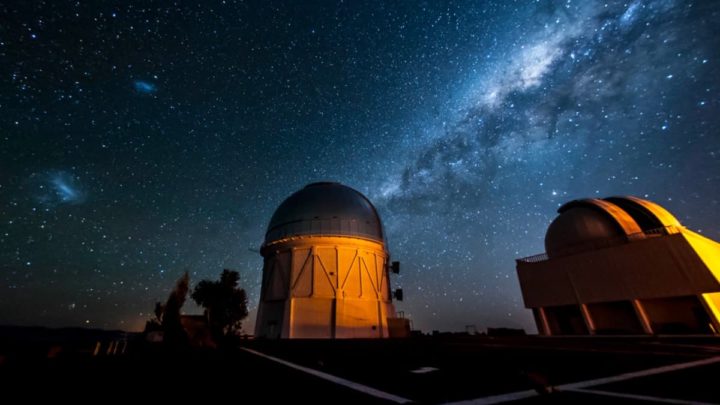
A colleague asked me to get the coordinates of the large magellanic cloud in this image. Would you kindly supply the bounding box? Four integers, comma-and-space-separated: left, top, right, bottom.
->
31, 170, 87, 207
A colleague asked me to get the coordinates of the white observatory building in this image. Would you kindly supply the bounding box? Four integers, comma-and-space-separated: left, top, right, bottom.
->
255, 182, 407, 339
517, 196, 720, 336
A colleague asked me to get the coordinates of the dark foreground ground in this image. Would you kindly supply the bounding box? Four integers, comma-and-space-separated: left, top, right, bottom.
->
1, 326, 719, 403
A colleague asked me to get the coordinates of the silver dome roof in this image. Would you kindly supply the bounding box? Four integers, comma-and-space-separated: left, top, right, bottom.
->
544, 206, 625, 257
541, 196, 684, 259
264, 182, 384, 244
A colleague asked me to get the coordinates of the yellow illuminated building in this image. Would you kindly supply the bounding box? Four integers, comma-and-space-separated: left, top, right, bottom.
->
255, 182, 405, 339
517, 196, 720, 335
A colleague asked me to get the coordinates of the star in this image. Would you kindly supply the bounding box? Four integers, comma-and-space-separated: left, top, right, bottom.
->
0, 0, 717, 334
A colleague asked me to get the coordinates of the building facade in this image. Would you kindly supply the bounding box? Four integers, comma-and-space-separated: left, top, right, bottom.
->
516, 196, 720, 335
255, 182, 403, 339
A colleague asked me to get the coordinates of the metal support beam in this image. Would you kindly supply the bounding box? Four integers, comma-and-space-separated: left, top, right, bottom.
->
580, 304, 596, 335
536, 307, 552, 336
632, 299, 654, 335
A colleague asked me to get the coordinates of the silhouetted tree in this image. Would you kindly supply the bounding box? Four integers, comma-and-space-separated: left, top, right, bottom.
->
191, 269, 248, 343
161, 272, 190, 347
142, 301, 165, 336
154, 301, 165, 323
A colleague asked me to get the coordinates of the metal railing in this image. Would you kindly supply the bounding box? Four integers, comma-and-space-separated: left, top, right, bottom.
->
265, 217, 384, 243
518, 253, 549, 263
516, 226, 682, 264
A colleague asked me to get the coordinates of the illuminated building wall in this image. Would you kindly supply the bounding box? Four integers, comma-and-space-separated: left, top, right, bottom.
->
516, 196, 720, 335
255, 182, 401, 339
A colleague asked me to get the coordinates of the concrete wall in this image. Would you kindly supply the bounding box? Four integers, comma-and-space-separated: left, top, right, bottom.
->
586, 301, 644, 334
256, 236, 395, 338
517, 233, 720, 308
544, 305, 588, 335
517, 231, 720, 336
640, 296, 714, 334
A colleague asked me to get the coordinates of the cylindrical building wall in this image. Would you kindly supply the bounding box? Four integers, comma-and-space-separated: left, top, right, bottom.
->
255, 182, 398, 339
256, 236, 395, 338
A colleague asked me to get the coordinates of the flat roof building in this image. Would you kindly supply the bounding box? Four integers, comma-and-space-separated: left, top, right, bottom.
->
516, 196, 720, 335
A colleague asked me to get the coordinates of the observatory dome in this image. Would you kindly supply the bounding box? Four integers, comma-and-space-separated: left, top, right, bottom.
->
265, 182, 384, 244
543, 197, 684, 258
544, 206, 625, 257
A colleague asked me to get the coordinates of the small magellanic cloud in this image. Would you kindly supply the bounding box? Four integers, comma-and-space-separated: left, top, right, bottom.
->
133, 80, 157, 94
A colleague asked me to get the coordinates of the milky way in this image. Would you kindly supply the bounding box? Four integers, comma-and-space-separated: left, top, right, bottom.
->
1, 1, 718, 332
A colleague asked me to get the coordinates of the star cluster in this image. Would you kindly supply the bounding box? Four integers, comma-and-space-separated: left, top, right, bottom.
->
1, 0, 718, 332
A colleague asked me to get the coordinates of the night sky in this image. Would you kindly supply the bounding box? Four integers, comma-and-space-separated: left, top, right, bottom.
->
2, 1, 719, 333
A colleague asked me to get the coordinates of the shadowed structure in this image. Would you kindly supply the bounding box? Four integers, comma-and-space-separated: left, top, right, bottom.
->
256, 182, 403, 338
517, 196, 720, 336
